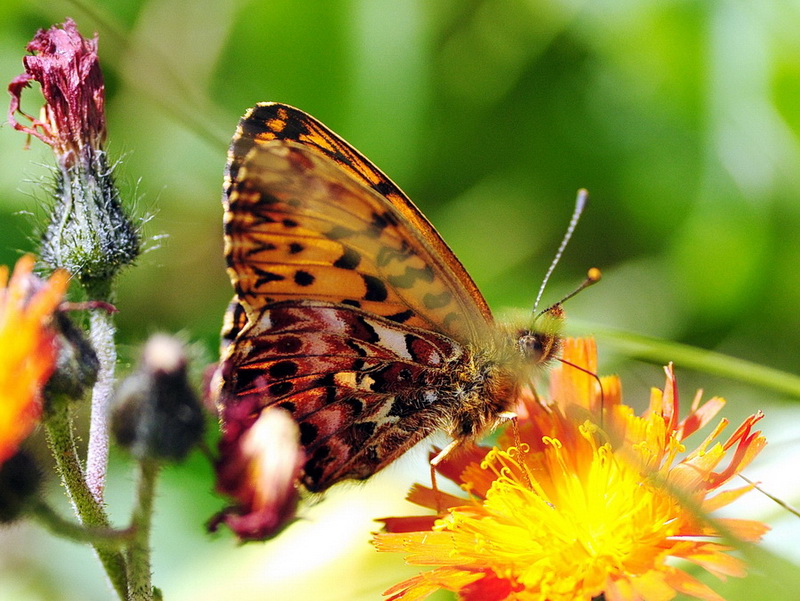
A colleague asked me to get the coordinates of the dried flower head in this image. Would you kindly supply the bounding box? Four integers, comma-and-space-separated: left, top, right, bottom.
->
375, 339, 769, 601
8, 19, 139, 292
8, 18, 106, 167
111, 334, 205, 462
211, 407, 304, 541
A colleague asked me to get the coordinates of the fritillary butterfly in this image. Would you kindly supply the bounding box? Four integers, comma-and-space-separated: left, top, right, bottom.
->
216, 103, 566, 496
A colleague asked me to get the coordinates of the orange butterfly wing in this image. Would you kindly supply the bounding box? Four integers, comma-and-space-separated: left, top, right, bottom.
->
223, 102, 493, 343
214, 104, 531, 538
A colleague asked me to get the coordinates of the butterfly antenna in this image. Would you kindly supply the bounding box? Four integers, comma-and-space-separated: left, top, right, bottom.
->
533, 188, 589, 315
536, 267, 602, 320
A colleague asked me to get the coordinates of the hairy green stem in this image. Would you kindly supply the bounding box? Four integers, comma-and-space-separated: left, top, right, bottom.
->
86, 304, 116, 501
44, 402, 128, 598
31, 500, 133, 545
127, 459, 160, 601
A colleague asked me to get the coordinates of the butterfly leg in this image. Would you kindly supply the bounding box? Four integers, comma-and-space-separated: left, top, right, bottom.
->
429, 439, 461, 512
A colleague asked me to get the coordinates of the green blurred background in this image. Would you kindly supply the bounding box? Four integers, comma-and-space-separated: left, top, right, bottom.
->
1, 1, 799, 600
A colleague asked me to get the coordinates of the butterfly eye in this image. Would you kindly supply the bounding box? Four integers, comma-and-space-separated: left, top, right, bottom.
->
517, 331, 544, 360
517, 331, 561, 365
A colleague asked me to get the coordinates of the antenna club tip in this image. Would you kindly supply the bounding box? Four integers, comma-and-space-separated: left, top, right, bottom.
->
587, 267, 602, 283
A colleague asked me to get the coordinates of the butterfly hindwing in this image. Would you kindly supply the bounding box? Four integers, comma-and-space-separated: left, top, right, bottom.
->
219, 300, 466, 491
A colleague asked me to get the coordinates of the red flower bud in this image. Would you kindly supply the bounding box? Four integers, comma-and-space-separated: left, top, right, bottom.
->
211, 407, 304, 541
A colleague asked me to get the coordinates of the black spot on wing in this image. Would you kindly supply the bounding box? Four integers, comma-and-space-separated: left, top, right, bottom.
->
362, 275, 388, 302
278, 401, 296, 413
248, 211, 276, 226
367, 212, 392, 238
269, 381, 293, 397
385, 309, 414, 324
333, 246, 361, 270
232, 367, 260, 392
288, 242, 304, 254
303, 445, 329, 491
294, 270, 315, 286
313, 374, 339, 406
252, 191, 280, 206
253, 267, 285, 286
269, 360, 298, 379
353, 316, 380, 344
299, 422, 318, 446
345, 339, 368, 357
373, 181, 398, 199
245, 241, 277, 256
342, 397, 364, 416
276, 335, 303, 354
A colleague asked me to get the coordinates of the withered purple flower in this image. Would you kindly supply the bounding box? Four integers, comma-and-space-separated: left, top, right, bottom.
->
211, 407, 303, 541
8, 18, 139, 293
8, 18, 106, 167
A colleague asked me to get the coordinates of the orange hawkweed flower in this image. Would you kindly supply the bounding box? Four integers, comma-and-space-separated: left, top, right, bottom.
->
375, 338, 769, 601
0, 256, 68, 465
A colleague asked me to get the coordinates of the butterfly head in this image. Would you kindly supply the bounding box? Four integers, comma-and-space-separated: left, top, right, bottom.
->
518, 303, 564, 365
497, 303, 564, 371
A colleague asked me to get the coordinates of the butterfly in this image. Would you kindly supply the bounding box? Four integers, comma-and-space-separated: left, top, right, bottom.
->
215, 102, 570, 512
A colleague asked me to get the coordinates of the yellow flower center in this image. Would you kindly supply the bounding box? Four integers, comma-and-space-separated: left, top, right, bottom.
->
438, 429, 682, 601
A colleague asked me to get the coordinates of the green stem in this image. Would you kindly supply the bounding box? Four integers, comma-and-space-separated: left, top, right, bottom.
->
31, 500, 134, 546
43, 402, 128, 598
85, 302, 117, 501
571, 322, 800, 399
126, 459, 160, 601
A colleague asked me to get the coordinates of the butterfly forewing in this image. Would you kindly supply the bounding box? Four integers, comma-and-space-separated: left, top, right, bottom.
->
223, 103, 493, 342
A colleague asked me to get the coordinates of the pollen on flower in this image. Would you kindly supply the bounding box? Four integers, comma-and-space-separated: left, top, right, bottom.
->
375, 338, 769, 601
0, 255, 68, 465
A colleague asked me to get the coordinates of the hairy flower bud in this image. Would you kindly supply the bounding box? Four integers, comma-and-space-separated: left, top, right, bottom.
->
45, 310, 100, 401
111, 335, 205, 462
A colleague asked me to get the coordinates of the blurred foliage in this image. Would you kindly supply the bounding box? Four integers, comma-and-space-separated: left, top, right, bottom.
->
1, 1, 799, 600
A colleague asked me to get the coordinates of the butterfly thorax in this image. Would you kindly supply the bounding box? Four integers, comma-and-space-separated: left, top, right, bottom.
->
448, 308, 563, 440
